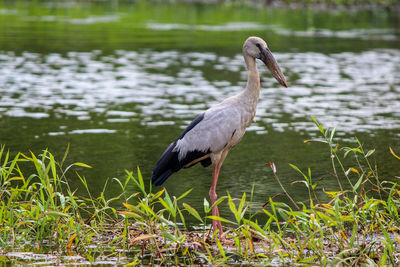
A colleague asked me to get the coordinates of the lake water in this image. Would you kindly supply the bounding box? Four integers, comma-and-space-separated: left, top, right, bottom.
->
0, 1, 399, 220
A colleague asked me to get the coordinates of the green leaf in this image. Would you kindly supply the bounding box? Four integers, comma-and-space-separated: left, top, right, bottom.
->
365, 149, 375, 158
118, 211, 141, 219
203, 198, 209, 214
61, 143, 70, 167
329, 127, 336, 142
289, 164, 308, 182
277, 208, 288, 221
139, 202, 157, 218
244, 219, 267, 238
112, 177, 125, 190
49, 153, 57, 183
122, 202, 148, 217
158, 198, 174, 217
55, 192, 66, 209
299, 256, 319, 263
122, 202, 136, 211
178, 208, 186, 228
389, 146, 400, 160
45, 211, 69, 218
128, 170, 146, 196
312, 183, 318, 190
161, 232, 177, 242
150, 188, 165, 202
163, 191, 176, 218
238, 193, 246, 215
352, 173, 365, 192
177, 188, 192, 201
228, 197, 238, 216
311, 116, 324, 135
206, 216, 235, 224
74, 162, 92, 168
137, 166, 145, 193
215, 237, 226, 259
318, 125, 324, 135
315, 211, 336, 226
361, 199, 384, 211
343, 149, 352, 158
183, 203, 203, 223
207, 196, 227, 213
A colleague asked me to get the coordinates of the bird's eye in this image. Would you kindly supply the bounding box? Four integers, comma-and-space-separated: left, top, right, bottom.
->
256, 43, 261, 48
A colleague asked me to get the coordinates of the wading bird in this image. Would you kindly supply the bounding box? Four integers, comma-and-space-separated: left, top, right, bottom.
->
151, 36, 287, 237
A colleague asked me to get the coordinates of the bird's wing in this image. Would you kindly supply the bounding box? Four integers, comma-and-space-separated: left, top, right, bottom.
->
151, 105, 243, 186
174, 105, 242, 161
151, 112, 214, 186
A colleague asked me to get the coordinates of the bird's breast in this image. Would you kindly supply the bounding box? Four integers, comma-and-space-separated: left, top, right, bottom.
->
239, 104, 257, 128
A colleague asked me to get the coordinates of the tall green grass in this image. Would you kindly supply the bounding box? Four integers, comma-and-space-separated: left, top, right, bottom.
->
0, 145, 128, 262
1, 117, 399, 265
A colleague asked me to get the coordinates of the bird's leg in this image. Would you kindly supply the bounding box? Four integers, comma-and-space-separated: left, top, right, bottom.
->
209, 162, 223, 238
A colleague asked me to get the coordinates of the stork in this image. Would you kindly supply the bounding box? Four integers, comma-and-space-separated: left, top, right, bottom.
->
151, 36, 287, 237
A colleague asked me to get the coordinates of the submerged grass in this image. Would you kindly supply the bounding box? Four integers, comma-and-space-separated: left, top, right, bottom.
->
1, 117, 400, 265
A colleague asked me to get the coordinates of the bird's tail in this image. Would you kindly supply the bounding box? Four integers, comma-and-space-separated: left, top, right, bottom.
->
151, 142, 180, 186
152, 169, 174, 186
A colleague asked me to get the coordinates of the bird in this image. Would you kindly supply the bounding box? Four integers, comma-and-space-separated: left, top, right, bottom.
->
151, 36, 287, 237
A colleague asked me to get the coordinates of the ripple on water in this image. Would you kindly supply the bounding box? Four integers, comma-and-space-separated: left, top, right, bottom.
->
146, 22, 268, 31
146, 22, 399, 41
0, 49, 399, 135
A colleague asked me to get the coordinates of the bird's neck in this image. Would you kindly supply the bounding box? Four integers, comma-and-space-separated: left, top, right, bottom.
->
242, 54, 260, 105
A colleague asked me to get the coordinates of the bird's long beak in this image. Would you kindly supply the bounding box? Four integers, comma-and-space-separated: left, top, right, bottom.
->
261, 47, 287, 88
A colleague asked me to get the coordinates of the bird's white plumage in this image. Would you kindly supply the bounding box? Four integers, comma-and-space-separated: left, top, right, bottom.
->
173, 93, 256, 161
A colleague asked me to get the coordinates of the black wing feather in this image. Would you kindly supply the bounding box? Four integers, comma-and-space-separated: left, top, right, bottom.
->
151, 113, 211, 186
200, 157, 212, 167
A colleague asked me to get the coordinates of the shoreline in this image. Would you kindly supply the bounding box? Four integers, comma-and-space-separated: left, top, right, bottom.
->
164, 0, 400, 11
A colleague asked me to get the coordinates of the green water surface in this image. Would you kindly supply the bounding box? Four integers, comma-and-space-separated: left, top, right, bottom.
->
0, 0, 399, 222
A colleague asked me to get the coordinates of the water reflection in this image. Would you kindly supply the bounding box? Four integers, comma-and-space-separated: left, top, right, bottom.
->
148, 22, 399, 41
1, 49, 399, 136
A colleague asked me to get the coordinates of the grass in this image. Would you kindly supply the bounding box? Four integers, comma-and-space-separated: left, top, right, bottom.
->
1, 117, 400, 265
247, 0, 399, 8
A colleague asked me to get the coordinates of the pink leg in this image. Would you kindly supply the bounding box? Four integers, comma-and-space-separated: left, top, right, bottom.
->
209, 162, 223, 238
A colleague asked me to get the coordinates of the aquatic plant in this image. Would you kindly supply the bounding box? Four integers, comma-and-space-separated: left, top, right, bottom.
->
1, 118, 399, 265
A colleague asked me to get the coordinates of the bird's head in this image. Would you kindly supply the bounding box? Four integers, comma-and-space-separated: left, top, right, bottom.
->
243, 36, 287, 88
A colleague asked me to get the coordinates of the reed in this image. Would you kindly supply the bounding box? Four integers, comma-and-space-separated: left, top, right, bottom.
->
1, 118, 399, 265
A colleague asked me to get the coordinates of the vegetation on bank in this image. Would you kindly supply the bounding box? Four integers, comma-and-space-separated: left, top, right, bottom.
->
1, 118, 400, 265
179, 0, 398, 9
